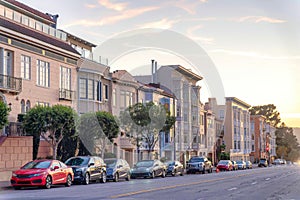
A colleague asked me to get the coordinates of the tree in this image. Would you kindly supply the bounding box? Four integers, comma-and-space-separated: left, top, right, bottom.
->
77, 111, 119, 158
249, 104, 281, 127
119, 102, 175, 159
0, 101, 9, 130
23, 105, 77, 160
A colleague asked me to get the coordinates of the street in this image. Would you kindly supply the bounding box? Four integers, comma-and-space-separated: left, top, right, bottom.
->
0, 165, 299, 200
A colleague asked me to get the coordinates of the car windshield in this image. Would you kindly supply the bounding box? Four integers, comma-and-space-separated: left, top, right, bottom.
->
105, 159, 117, 168
22, 161, 51, 169
260, 159, 266, 162
65, 157, 89, 166
166, 161, 175, 166
189, 157, 204, 162
219, 161, 228, 165
136, 161, 154, 167
236, 161, 244, 164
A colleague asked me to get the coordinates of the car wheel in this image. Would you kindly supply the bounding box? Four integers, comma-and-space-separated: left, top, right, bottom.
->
100, 172, 106, 183
161, 170, 166, 178
13, 186, 21, 190
114, 173, 119, 182
180, 169, 184, 176
44, 176, 52, 189
151, 171, 155, 179
83, 173, 90, 185
65, 174, 72, 187
172, 169, 176, 176
125, 173, 131, 181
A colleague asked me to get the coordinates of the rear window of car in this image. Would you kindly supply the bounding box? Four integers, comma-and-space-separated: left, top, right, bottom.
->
189, 157, 204, 162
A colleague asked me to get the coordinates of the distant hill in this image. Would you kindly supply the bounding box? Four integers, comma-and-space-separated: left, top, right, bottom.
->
293, 128, 300, 142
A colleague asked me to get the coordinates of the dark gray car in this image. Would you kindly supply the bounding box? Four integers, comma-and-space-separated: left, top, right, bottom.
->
130, 160, 166, 179
104, 158, 131, 182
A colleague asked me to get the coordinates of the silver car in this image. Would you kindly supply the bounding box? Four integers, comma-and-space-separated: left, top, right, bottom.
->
236, 160, 246, 170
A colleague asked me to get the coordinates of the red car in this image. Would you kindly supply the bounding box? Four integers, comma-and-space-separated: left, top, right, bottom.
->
11, 159, 74, 190
217, 160, 233, 171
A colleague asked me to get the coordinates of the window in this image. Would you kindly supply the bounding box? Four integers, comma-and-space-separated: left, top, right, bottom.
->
26, 100, 31, 112
60, 66, 71, 90
21, 15, 29, 26
234, 140, 237, 149
104, 84, 109, 100
5, 8, 13, 19
36, 102, 50, 107
112, 89, 116, 106
219, 110, 224, 119
95, 81, 102, 101
88, 80, 94, 99
238, 141, 240, 149
36, 60, 49, 87
20, 99, 25, 114
79, 78, 87, 99
0, 5, 4, 16
21, 55, 31, 79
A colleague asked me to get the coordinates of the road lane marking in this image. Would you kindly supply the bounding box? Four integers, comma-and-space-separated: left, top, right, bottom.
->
251, 181, 257, 185
110, 171, 263, 199
228, 187, 237, 191
265, 178, 271, 181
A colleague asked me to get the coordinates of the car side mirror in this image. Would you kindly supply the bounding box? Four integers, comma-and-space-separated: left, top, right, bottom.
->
89, 163, 94, 167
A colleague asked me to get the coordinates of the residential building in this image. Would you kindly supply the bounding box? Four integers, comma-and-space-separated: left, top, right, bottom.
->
0, 0, 80, 135
207, 97, 251, 161
266, 123, 276, 163
135, 64, 203, 165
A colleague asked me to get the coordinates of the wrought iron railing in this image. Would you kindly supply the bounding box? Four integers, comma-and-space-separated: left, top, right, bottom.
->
0, 74, 22, 93
59, 88, 74, 101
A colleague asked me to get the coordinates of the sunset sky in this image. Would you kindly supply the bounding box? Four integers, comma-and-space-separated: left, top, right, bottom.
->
20, 0, 300, 127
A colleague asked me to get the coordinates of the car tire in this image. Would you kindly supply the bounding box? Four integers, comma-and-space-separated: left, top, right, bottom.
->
180, 170, 184, 176
13, 186, 21, 190
172, 169, 176, 176
151, 171, 155, 179
44, 175, 52, 189
83, 173, 90, 185
100, 172, 106, 183
114, 173, 119, 182
65, 174, 72, 187
125, 173, 130, 181
161, 170, 166, 178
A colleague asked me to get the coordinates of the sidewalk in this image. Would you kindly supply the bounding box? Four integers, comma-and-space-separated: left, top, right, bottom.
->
0, 181, 12, 191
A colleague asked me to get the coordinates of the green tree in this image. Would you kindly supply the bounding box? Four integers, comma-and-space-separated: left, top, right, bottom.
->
78, 111, 119, 158
119, 102, 175, 159
249, 104, 281, 127
23, 105, 77, 160
0, 101, 9, 130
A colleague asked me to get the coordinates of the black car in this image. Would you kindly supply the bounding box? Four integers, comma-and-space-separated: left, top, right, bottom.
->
65, 156, 106, 185
165, 160, 184, 176
130, 160, 166, 179
104, 158, 131, 182
258, 158, 268, 167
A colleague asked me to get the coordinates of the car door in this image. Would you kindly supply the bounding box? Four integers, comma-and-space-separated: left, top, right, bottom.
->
88, 157, 97, 180
123, 160, 130, 176
50, 161, 64, 184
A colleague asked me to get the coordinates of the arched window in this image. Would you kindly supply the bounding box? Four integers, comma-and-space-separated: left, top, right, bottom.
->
26, 100, 31, 112
20, 99, 25, 113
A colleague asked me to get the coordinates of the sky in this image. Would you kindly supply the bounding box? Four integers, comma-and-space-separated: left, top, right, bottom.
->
19, 0, 300, 127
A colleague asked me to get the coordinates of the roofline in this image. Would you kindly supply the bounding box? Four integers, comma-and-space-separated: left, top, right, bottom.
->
61, 30, 97, 48
226, 97, 251, 108
162, 65, 203, 81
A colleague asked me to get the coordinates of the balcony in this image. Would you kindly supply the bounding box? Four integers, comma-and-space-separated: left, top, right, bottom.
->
0, 74, 22, 93
59, 88, 75, 101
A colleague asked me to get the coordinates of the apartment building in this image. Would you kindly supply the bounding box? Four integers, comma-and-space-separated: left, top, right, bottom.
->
204, 109, 216, 164
207, 97, 251, 161
0, 0, 80, 135
135, 64, 203, 164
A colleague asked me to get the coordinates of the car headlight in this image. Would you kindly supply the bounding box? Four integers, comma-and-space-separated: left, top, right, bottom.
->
32, 172, 46, 177
12, 173, 17, 177
146, 168, 151, 172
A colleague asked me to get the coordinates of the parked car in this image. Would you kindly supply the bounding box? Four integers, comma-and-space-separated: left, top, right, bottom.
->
231, 160, 238, 171
236, 160, 246, 170
274, 159, 283, 165
258, 158, 268, 167
165, 160, 184, 176
217, 160, 233, 171
11, 159, 73, 190
246, 161, 252, 169
130, 160, 166, 179
65, 156, 106, 185
186, 156, 213, 174
104, 158, 131, 182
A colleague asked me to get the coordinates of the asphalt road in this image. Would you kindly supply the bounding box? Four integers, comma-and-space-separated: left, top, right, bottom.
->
1, 165, 299, 200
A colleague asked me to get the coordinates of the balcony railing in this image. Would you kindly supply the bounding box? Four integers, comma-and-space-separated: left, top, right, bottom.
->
5, 122, 25, 136
59, 88, 74, 101
0, 74, 22, 93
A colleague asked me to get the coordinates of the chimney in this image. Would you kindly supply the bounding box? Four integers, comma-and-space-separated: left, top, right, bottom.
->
46, 13, 59, 28
151, 59, 155, 83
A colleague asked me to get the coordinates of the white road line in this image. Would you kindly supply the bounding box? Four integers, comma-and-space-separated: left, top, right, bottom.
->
251, 181, 257, 185
265, 178, 271, 181
228, 187, 237, 191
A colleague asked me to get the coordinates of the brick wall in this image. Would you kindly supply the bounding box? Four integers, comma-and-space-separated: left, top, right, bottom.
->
37, 140, 52, 158
0, 136, 33, 181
